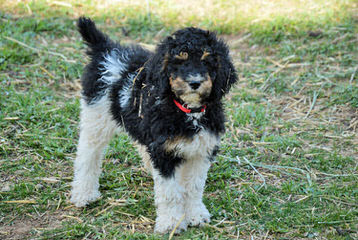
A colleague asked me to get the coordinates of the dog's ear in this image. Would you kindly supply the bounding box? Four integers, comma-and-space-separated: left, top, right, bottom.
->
145, 37, 174, 98
211, 40, 238, 99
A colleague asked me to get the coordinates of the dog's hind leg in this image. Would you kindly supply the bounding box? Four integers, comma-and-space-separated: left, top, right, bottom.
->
71, 96, 117, 207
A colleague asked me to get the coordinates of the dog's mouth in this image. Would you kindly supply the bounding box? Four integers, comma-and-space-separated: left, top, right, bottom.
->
169, 74, 212, 107
180, 93, 202, 108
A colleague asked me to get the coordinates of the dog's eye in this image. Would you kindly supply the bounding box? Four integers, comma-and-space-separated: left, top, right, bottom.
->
174, 52, 188, 60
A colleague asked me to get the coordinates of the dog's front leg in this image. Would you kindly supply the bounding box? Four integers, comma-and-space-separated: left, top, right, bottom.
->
180, 157, 211, 226
152, 168, 188, 234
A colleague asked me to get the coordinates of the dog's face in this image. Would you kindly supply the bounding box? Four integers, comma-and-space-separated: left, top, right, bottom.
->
167, 49, 215, 107
150, 27, 237, 106
164, 28, 222, 107
147, 28, 237, 107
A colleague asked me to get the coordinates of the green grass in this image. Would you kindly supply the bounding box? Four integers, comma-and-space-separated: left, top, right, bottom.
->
1, 0, 358, 239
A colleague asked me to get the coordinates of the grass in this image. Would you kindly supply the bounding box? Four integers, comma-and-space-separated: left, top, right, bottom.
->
1, 0, 358, 239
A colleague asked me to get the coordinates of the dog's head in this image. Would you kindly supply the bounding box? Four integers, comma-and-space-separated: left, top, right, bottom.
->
147, 27, 237, 107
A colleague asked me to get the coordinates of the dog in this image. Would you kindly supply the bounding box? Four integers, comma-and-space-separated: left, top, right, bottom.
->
70, 17, 237, 234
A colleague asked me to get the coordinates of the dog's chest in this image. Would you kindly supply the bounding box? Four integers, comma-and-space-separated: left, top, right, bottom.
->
164, 130, 219, 160
186, 112, 204, 130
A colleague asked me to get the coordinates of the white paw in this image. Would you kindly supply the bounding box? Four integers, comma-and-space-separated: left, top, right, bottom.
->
154, 215, 188, 234
185, 203, 210, 226
70, 187, 101, 207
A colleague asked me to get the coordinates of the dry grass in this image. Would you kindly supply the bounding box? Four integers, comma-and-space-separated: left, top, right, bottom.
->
1, 0, 357, 239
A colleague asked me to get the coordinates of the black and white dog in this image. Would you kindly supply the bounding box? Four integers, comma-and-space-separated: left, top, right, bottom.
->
70, 17, 237, 233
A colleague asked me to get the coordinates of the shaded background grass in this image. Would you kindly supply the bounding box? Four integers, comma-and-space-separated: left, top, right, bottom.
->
1, 0, 357, 239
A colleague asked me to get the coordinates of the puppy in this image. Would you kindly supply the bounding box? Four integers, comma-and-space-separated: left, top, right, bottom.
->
70, 17, 237, 233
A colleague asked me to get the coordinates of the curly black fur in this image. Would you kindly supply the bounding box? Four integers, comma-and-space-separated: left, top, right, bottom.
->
77, 17, 237, 177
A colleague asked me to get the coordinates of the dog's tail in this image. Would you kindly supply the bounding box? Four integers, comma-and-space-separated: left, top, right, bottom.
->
77, 17, 113, 55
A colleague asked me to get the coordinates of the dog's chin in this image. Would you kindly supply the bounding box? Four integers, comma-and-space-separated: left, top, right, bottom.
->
179, 93, 203, 108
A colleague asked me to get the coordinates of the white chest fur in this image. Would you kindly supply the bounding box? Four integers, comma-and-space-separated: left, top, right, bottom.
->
164, 130, 220, 160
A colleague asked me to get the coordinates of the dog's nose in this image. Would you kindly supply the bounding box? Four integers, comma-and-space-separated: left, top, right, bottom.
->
189, 81, 201, 90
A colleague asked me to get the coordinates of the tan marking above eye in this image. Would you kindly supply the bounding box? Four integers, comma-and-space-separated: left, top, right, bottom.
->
201, 51, 210, 60
174, 51, 188, 60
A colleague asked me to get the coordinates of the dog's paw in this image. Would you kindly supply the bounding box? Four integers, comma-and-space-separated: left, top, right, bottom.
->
154, 215, 188, 234
70, 187, 101, 207
185, 203, 210, 226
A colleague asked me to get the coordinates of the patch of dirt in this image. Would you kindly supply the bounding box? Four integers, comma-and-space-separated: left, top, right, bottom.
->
0, 211, 64, 240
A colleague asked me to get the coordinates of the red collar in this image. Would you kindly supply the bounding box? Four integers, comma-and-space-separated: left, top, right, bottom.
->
173, 99, 206, 113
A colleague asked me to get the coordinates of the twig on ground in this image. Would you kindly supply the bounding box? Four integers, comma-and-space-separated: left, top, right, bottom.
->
2, 200, 36, 204
51, 1, 73, 8
318, 219, 357, 224
266, 57, 285, 68
230, 33, 252, 45
4, 36, 40, 52
34, 177, 60, 183
222, 154, 307, 175
61, 215, 83, 223
168, 213, 185, 240
241, 157, 266, 190
304, 90, 318, 119
3, 36, 76, 63
25, 3, 32, 15
204, 223, 224, 233
40, 66, 55, 79
222, 154, 313, 185
213, 218, 227, 227
95, 205, 115, 217
320, 196, 358, 207
294, 195, 310, 203
331, 33, 350, 44
114, 210, 135, 217
316, 172, 358, 178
